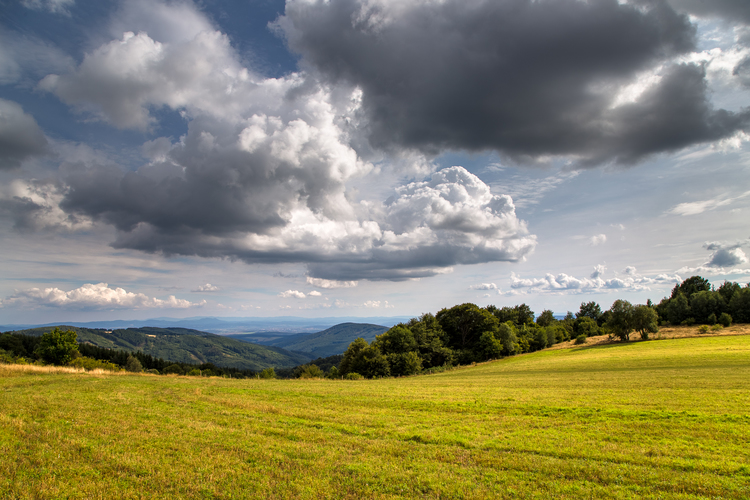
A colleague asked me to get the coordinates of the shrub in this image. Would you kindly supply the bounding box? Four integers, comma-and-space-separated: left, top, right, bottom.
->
295, 364, 324, 379
344, 372, 363, 380
35, 328, 79, 365
69, 356, 121, 371
680, 318, 695, 326
698, 325, 710, 334
719, 313, 732, 327
187, 368, 201, 376
707, 313, 717, 325
575, 334, 587, 345
259, 367, 276, 379
326, 366, 340, 379
710, 324, 723, 332
125, 355, 143, 373
145, 368, 160, 375
163, 364, 184, 375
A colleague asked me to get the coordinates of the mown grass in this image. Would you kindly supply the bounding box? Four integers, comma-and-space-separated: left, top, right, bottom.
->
2, 335, 749, 499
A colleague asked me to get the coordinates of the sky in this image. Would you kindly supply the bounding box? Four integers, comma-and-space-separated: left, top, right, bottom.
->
1, 0, 749, 325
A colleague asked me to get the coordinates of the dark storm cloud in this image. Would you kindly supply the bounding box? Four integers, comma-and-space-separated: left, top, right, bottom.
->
0, 99, 48, 169
704, 241, 748, 268
277, 0, 748, 164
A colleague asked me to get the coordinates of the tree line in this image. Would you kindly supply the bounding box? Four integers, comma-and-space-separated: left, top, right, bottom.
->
334, 276, 750, 379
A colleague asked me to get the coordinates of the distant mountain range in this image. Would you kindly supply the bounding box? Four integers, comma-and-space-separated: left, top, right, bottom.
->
0, 315, 410, 335
228, 322, 390, 358
7, 325, 311, 371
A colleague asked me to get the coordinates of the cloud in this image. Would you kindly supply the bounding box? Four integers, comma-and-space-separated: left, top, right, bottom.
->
704, 241, 749, 268
39, 29, 251, 130
470, 283, 498, 291
306, 277, 358, 289
666, 0, 750, 25
363, 300, 394, 309
667, 190, 750, 216
308, 290, 322, 297
590, 234, 607, 246
487, 170, 579, 208
0, 99, 49, 169
590, 264, 606, 279
509, 267, 682, 294
0, 282, 203, 309
0, 32, 76, 85
108, 0, 214, 44
20, 0, 74, 15
277, 0, 748, 165
279, 290, 306, 299
33, 1, 534, 281
192, 283, 220, 292
0, 179, 93, 231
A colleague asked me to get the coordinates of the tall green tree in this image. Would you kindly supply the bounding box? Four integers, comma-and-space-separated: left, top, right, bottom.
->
729, 287, 750, 323
437, 303, 498, 351
671, 276, 711, 300
576, 301, 602, 323
35, 328, 79, 365
607, 300, 635, 341
535, 309, 555, 327
632, 304, 658, 340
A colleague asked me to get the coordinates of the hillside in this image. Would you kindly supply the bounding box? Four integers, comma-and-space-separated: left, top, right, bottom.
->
9, 325, 311, 371
232, 322, 389, 358
1, 335, 749, 498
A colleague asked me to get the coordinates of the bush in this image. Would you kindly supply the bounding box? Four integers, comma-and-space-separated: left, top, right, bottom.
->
326, 366, 340, 379
145, 368, 160, 375
295, 364, 324, 379
125, 355, 143, 373
68, 356, 121, 371
163, 364, 184, 375
259, 367, 276, 379
574, 334, 587, 345
187, 368, 201, 376
35, 328, 79, 365
707, 313, 717, 325
680, 318, 695, 326
698, 325, 710, 334
711, 324, 723, 332
719, 313, 732, 327
344, 372, 363, 380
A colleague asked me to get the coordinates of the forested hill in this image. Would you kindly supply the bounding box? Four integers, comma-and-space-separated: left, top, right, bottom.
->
230, 322, 389, 358
7, 326, 312, 371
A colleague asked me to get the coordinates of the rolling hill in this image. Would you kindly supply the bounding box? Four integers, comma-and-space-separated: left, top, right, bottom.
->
8, 325, 312, 371
231, 322, 389, 358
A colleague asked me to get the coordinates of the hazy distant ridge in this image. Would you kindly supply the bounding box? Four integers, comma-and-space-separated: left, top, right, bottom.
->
7, 325, 311, 371
233, 322, 389, 358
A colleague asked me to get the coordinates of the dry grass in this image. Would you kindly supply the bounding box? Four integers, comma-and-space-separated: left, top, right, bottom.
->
0, 363, 130, 377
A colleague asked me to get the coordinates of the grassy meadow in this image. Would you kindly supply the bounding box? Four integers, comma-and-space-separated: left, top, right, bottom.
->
2, 335, 749, 499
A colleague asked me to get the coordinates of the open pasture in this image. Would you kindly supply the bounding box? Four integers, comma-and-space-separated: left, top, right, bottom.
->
2, 335, 749, 499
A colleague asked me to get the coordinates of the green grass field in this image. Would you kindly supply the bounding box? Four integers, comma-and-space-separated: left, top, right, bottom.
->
2, 335, 749, 499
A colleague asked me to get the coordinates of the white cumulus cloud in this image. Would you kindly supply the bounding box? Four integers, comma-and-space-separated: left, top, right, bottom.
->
510, 267, 682, 294
590, 234, 607, 246
470, 283, 498, 291
306, 277, 358, 289
192, 283, 220, 292
0, 282, 203, 309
